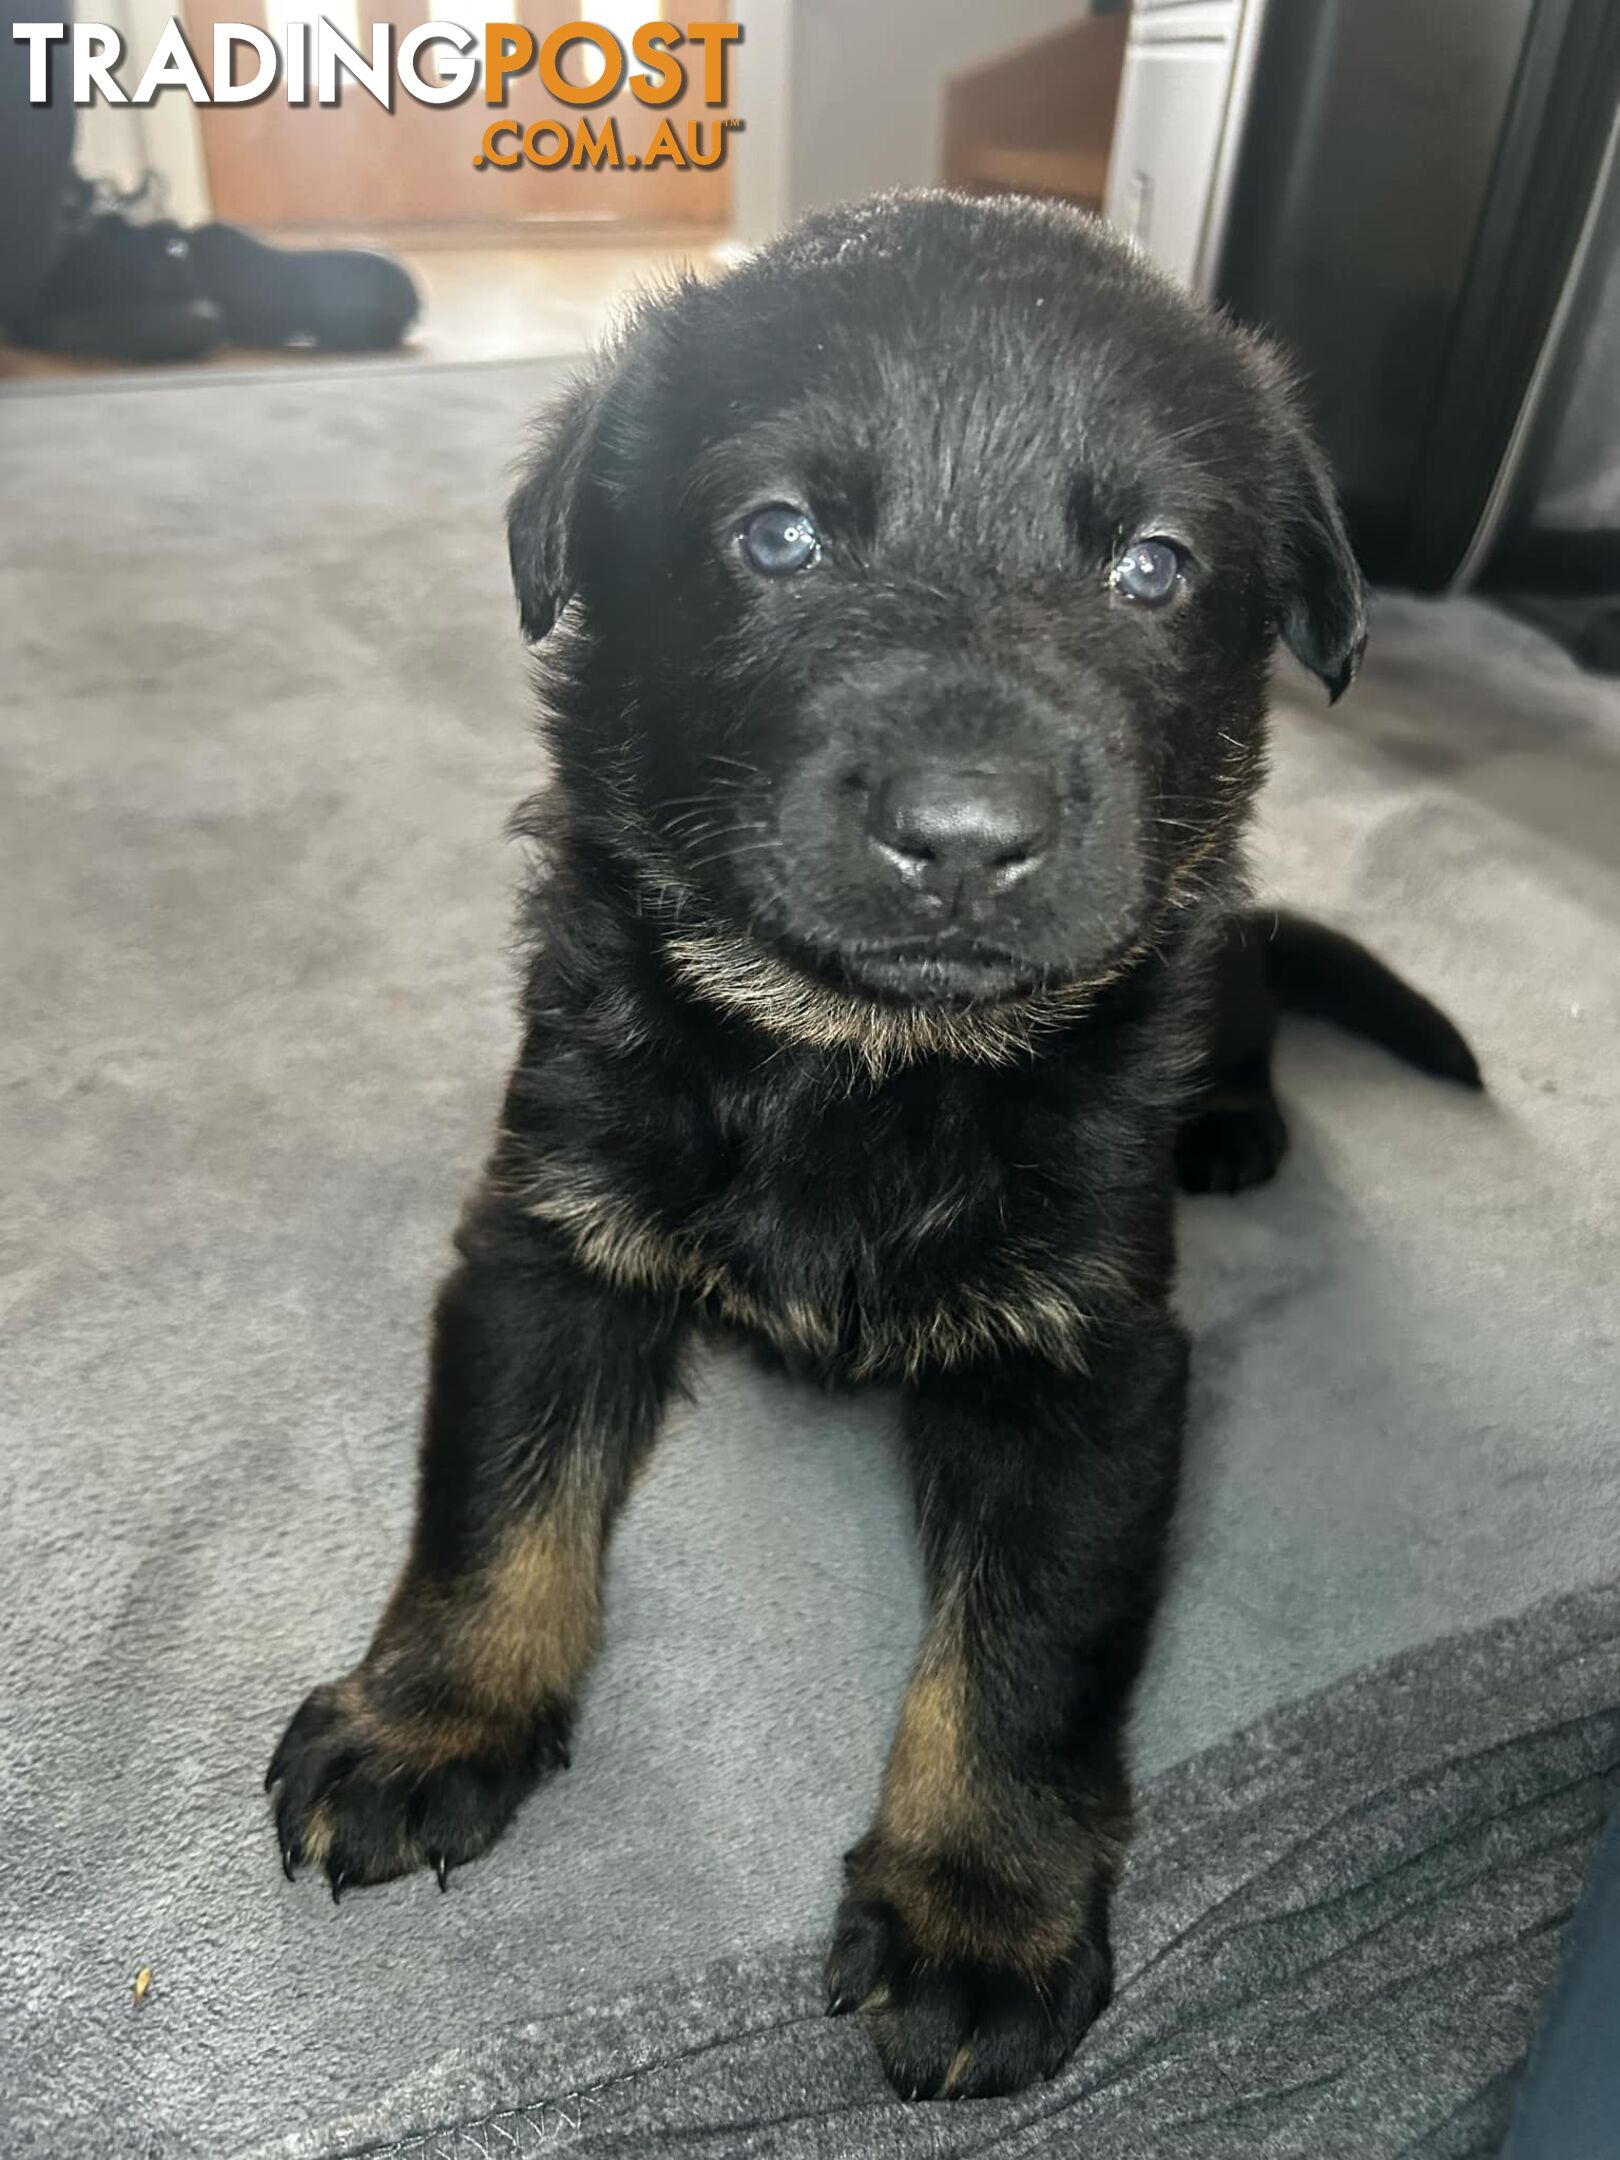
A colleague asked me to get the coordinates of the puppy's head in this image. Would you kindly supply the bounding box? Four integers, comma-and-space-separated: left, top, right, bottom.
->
510, 194, 1365, 1015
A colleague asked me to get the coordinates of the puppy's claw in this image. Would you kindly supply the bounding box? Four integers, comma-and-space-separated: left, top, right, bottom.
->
826, 1987, 858, 2017
280, 1846, 298, 1883
329, 1869, 348, 1906
433, 1852, 452, 1893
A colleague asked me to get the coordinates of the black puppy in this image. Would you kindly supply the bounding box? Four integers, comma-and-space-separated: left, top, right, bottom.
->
267, 193, 1478, 2100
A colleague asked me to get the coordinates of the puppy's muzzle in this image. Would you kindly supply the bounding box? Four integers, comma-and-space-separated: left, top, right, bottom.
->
867, 765, 1059, 920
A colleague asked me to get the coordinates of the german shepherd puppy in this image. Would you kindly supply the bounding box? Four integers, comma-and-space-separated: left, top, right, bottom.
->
267, 193, 1479, 2100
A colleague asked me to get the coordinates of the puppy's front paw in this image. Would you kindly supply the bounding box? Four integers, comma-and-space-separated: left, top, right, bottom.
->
1176, 1092, 1288, 1194
825, 1838, 1113, 2100
265, 1669, 567, 1899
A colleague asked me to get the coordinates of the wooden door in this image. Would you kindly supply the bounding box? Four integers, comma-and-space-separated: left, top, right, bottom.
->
186, 3, 732, 230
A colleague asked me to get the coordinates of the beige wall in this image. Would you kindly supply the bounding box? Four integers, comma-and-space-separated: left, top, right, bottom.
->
785, 0, 1098, 223
730, 0, 795, 244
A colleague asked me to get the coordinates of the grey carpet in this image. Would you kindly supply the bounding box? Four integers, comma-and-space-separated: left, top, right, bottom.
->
1, 358, 1617, 2159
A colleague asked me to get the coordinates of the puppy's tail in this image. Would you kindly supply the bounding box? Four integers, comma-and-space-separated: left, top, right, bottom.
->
1253, 910, 1483, 1089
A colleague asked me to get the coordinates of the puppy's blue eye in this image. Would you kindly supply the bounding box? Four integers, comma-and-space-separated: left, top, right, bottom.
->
1112, 538, 1183, 605
741, 505, 820, 577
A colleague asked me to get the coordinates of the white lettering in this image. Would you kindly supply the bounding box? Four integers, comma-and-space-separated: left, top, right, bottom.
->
212, 23, 277, 103
73, 23, 125, 102
398, 22, 475, 105
11, 22, 66, 102
131, 18, 210, 103
316, 20, 390, 107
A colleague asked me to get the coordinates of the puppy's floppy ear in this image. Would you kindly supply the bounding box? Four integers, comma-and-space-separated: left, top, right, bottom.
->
1264, 364, 1369, 704
506, 362, 610, 643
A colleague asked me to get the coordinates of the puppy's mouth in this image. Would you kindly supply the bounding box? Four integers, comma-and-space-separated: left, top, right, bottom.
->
816, 933, 1039, 1006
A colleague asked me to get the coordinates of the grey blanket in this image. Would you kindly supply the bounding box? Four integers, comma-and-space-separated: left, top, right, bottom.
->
248, 1582, 1620, 2160
2, 359, 1617, 2159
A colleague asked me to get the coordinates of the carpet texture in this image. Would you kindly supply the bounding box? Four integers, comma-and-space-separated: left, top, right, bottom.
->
1, 358, 1616, 2159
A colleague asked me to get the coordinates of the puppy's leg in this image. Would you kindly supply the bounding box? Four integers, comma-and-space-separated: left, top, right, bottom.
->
267, 1197, 685, 1897
1176, 911, 1289, 1194
828, 1317, 1186, 2099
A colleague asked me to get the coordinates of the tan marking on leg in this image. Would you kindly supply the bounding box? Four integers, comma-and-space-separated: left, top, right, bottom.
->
880, 1624, 979, 1855
349, 1465, 608, 1778
451, 1477, 604, 1720
858, 1606, 1110, 1980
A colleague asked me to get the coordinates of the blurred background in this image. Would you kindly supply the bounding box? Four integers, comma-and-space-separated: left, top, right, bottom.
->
3, 0, 1617, 652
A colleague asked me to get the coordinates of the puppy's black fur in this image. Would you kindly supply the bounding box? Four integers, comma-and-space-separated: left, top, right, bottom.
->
267, 194, 1479, 2100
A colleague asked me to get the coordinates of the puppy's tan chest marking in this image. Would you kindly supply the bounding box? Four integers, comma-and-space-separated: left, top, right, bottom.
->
520, 1154, 1116, 1378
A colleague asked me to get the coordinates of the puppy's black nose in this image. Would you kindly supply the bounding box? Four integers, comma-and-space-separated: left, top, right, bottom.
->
867, 766, 1058, 903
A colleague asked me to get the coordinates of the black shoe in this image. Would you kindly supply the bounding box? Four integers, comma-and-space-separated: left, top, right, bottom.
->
184, 224, 419, 353
11, 172, 225, 363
